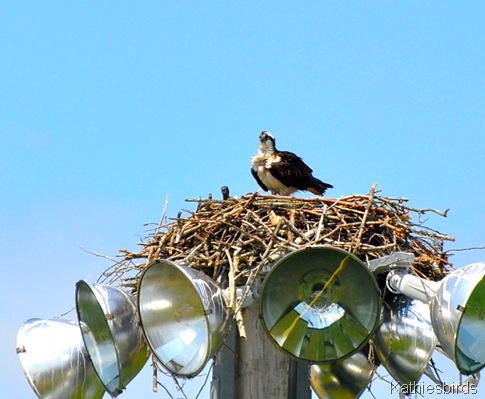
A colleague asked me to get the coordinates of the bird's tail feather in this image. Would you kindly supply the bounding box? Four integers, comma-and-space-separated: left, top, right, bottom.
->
308, 178, 333, 196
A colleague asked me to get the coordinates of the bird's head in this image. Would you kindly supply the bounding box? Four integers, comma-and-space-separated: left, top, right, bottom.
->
259, 131, 276, 154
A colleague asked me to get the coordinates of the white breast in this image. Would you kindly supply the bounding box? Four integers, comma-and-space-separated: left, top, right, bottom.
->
252, 153, 298, 195
253, 166, 297, 196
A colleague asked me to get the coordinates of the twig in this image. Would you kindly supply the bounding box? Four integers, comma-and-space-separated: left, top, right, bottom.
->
350, 182, 377, 252
155, 194, 170, 236
445, 245, 485, 253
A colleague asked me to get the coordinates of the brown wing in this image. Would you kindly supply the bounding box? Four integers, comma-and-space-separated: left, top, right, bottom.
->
268, 151, 315, 191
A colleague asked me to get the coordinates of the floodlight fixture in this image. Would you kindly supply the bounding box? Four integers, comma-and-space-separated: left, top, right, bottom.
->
310, 350, 374, 399
259, 246, 382, 363
16, 318, 105, 399
374, 254, 485, 375
374, 296, 437, 385
75, 280, 149, 396
430, 263, 485, 375
137, 259, 230, 377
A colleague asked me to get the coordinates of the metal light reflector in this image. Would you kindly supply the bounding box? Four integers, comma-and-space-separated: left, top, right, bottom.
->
259, 246, 381, 363
310, 350, 374, 399
16, 318, 105, 399
75, 281, 149, 396
430, 262, 485, 374
138, 259, 229, 377
374, 295, 437, 385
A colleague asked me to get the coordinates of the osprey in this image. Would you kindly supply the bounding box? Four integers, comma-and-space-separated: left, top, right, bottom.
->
251, 131, 333, 196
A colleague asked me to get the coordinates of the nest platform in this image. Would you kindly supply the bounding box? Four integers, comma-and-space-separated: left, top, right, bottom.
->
101, 186, 454, 294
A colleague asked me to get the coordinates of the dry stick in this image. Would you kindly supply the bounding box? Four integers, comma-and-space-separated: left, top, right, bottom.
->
204, 200, 244, 219
225, 248, 237, 309
218, 220, 268, 245
398, 223, 455, 242
231, 190, 260, 217
225, 247, 247, 339
237, 237, 276, 292
245, 208, 276, 236
319, 223, 349, 241
155, 194, 170, 236
282, 214, 308, 243
350, 182, 377, 252
234, 306, 247, 340
152, 355, 158, 393
379, 196, 449, 218
314, 206, 326, 242
446, 245, 485, 253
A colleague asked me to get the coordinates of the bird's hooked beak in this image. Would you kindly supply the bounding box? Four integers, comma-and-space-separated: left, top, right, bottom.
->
259, 131, 275, 143
258, 131, 276, 154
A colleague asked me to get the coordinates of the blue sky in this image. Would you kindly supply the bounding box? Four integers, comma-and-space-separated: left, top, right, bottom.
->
1, 2, 484, 398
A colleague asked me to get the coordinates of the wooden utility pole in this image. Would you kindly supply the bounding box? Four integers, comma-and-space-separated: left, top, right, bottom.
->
212, 304, 311, 399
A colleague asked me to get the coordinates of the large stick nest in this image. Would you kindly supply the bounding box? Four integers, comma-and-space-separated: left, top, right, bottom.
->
101, 185, 454, 291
